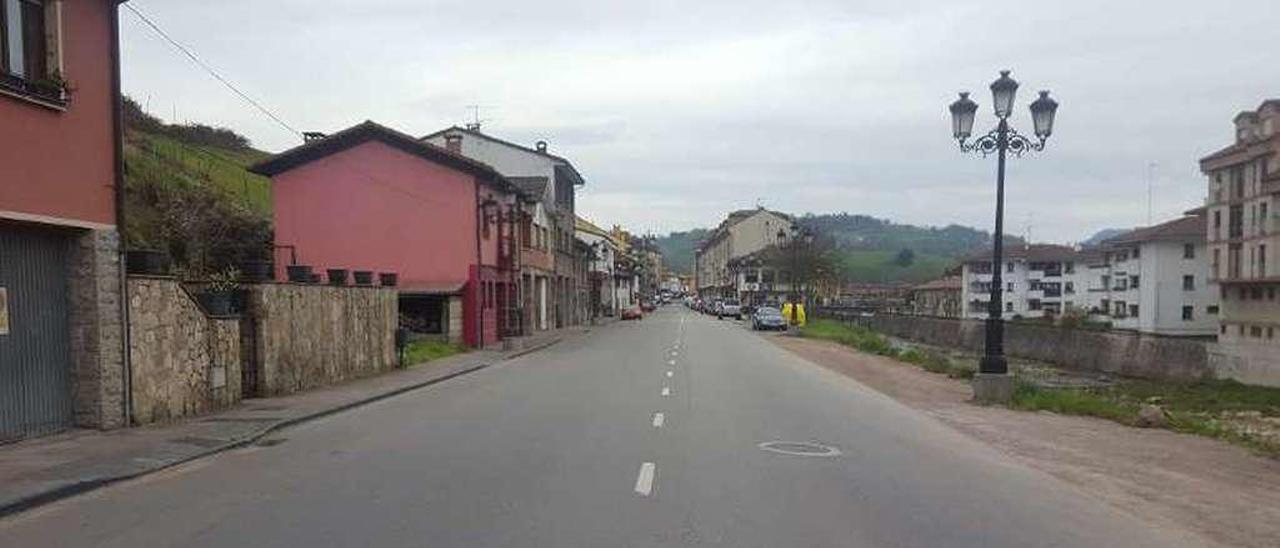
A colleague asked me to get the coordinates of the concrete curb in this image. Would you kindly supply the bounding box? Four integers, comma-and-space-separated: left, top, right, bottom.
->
0, 337, 568, 519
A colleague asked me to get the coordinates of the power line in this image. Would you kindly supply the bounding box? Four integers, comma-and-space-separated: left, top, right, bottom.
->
123, 3, 301, 139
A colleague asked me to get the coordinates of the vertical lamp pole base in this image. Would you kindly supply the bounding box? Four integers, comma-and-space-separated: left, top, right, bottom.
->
972, 372, 1014, 404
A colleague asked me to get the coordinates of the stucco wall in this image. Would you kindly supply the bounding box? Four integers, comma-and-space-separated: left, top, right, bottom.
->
127, 277, 241, 425
824, 311, 1214, 381
244, 284, 396, 397
0, 0, 117, 226
271, 141, 479, 289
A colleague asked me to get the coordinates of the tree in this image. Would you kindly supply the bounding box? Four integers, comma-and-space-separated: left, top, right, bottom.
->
894, 248, 916, 267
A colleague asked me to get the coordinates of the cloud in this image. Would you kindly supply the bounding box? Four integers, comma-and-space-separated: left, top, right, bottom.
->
121, 0, 1280, 242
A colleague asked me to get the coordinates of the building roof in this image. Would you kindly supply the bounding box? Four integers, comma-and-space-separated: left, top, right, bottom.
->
420, 126, 587, 187
914, 276, 961, 291
960, 243, 1081, 263
249, 121, 518, 195
574, 215, 613, 241
1101, 215, 1205, 246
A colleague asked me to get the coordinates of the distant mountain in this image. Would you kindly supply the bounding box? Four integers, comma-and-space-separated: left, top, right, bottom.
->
653, 228, 711, 274
1081, 228, 1132, 247
654, 212, 1022, 284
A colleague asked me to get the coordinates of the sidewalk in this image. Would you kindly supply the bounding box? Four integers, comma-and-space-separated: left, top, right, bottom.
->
0, 328, 574, 518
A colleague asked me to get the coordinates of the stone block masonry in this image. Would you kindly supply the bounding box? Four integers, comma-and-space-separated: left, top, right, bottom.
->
829, 312, 1214, 382
243, 284, 397, 397
127, 277, 242, 425
68, 229, 126, 429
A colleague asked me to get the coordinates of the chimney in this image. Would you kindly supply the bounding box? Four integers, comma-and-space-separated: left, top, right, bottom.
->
535, 140, 548, 154
303, 131, 327, 142
444, 134, 463, 153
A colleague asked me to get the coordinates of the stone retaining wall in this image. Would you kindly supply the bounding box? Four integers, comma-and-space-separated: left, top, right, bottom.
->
243, 284, 397, 397
822, 311, 1213, 381
127, 276, 241, 425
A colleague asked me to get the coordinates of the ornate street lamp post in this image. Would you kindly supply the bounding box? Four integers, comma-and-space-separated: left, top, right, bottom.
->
949, 70, 1058, 402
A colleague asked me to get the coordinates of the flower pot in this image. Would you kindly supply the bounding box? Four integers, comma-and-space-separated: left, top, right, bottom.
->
239, 260, 274, 282
379, 272, 399, 287
327, 269, 349, 286
353, 270, 374, 286
200, 291, 235, 316
126, 249, 171, 275
286, 264, 313, 283
309, 273, 322, 284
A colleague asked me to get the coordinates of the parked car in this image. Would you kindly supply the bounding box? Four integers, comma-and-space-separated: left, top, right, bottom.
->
640, 301, 656, 312
706, 299, 722, 315
752, 306, 787, 330
621, 307, 643, 320
717, 299, 742, 320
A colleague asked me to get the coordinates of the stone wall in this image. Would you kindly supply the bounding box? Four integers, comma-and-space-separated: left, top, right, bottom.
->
68, 228, 126, 429
243, 284, 396, 397
127, 276, 241, 425
823, 311, 1214, 381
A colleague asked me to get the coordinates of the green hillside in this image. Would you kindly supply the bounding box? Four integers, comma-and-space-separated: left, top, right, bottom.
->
655, 212, 1013, 284
122, 97, 273, 276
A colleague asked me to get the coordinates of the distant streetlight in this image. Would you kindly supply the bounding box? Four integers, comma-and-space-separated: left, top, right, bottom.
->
949, 70, 1059, 403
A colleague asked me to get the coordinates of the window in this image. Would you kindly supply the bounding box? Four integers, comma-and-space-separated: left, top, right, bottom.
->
1251, 326, 1263, 338
1229, 205, 1244, 238
1262, 202, 1270, 232
2, 0, 48, 80
1129, 275, 1139, 289
1183, 244, 1195, 259
1064, 282, 1075, 294
1269, 327, 1275, 339
1181, 306, 1193, 321
1006, 282, 1015, 292
1132, 247, 1140, 259
1129, 304, 1139, 318
1006, 262, 1015, 273
1207, 305, 1219, 315
1213, 210, 1222, 230
1261, 244, 1268, 277
1212, 248, 1221, 276
1182, 275, 1195, 291
1005, 302, 1013, 312
1028, 299, 1042, 311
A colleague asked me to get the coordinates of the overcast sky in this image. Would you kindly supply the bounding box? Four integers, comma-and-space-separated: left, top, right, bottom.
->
120, 0, 1279, 243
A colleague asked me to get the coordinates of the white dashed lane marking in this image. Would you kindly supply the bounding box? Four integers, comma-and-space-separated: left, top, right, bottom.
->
635, 462, 656, 496
652, 413, 665, 428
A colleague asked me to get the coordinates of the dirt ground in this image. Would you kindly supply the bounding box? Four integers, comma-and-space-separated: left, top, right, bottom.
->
768, 334, 1280, 548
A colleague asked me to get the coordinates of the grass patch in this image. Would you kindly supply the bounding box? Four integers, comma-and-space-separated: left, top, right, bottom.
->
404, 340, 468, 366
1012, 378, 1280, 456
801, 319, 973, 378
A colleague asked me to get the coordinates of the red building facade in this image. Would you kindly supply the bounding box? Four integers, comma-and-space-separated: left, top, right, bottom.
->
251, 122, 523, 348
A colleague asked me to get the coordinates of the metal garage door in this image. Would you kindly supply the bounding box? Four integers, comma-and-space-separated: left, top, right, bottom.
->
0, 225, 73, 442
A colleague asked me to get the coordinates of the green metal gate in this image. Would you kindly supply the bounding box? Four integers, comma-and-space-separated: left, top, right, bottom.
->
0, 225, 74, 442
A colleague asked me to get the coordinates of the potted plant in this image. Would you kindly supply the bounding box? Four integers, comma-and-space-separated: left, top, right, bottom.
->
379, 272, 399, 287
353, 270, 374, 286
286, 264, 312, 283
201, 268, 240, 316
327, 268, 349, 286
125, 249, 172, 275
238, 259, 274, 282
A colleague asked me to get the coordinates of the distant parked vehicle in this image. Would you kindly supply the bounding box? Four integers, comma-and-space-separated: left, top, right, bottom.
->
752, 306, 787, 330
641, 301, 656, 312
621, 307, 643, 320
717, 299, 742, 320
706, 299, 723, 315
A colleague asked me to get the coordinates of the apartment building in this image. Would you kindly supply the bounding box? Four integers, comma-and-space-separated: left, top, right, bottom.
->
1094, 214, 1218, 336
694, 208, 794, 299
1200, 99, 1280, 384
959, 245, 1086, 320
423, 126, 587, 329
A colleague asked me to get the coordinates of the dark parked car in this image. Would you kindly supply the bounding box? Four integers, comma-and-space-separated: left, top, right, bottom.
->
752, 306, 787, 330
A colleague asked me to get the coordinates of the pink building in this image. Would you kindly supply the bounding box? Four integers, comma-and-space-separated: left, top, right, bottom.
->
250, 122, 524, 347
1, 0, 129, 440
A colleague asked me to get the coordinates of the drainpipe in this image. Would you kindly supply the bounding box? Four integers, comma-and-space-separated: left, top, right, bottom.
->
474, 180, 484, 348
109, 1, 132, 426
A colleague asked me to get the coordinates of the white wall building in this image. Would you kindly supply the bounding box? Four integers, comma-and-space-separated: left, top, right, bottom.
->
695, 208, 793, 298
960, 245, 1088, 320
1093, 215, 1218, 336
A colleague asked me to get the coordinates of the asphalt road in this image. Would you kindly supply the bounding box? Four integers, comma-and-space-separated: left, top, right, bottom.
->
0, 307, 1202, 547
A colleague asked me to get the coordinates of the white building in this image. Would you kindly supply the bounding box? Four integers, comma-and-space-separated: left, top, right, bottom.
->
960, 244, 1088, 320
575, 216, 624, 318
695, 208, 794, 298
1093, 215, 1219, 336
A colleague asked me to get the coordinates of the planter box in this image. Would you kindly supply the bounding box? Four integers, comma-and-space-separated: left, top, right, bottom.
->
126, 250, 171, 275
239, 260, 274, 282
327, 269, 349, 286
353, 270, 374, 286
286, 265, 313, 283
379, 272, 399, 287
